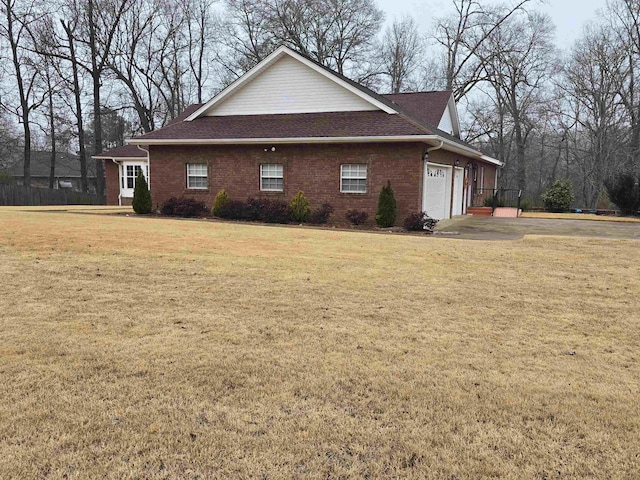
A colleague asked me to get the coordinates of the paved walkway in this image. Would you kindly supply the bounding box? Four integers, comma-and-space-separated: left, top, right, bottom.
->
435, 215, 640, 240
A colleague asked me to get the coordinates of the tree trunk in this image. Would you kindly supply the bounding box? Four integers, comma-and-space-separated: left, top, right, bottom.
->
62, 20, 88, 193
88, 0, 105, 197
6, 3, 31, 186
48, 87, 56, 189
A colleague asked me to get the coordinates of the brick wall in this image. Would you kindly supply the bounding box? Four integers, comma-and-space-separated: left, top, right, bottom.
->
105, 160, 120, 205
147, 143, 426, 225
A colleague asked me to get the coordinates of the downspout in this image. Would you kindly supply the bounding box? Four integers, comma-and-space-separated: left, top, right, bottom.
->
111, 159, 122, 206
422, 140, 444, 213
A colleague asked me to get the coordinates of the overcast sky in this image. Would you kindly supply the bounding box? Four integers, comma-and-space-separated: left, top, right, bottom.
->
376, 0, 608, 47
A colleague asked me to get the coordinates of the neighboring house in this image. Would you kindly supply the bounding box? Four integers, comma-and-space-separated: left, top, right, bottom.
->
8, 151, 98, 193
95, 46, 502, 220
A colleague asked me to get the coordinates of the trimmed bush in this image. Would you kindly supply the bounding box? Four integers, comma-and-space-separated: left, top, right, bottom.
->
290, 190, 311, 223
308, 203, 335, 224
245, 197, 292, 223
541, 179, 574, 212
604, 172, 640, 216
346, 209, 368, 225
216, 199, 247, 220
132, 171, 152, 214
161, 196, 207, 217
403, 212, 438, 232
212, 189, 230, 217
375, 180, 397, 227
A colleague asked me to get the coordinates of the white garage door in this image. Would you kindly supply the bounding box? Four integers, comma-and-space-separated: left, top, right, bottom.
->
423, 163, 451, 220
452, 167, 465, 216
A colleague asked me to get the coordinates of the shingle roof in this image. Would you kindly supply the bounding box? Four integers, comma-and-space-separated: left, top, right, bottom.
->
8, 151, 96, 178
383, 91, 452, 127
93, 144, 147, 159
124, 47, 484, 157
132, 110, 431, 141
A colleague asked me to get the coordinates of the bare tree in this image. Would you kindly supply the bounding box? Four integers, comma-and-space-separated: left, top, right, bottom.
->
479, 11, 556, 191
562, 24, 626, 206
380, 15, 423, 93
433, 0, 532, 101
0, 0, 45, 186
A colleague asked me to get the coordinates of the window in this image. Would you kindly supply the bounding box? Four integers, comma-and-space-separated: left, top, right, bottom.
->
187, 163, 208, 189
122, 164, 144, 189
260, 164, 283, 191
340, 164, 367, 193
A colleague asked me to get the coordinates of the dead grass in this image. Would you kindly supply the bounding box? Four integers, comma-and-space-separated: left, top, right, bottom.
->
521, 211, 640, 223
0, 207, 639, 479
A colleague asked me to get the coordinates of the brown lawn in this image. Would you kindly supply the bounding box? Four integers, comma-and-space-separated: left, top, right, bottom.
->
0, 208, 639, 479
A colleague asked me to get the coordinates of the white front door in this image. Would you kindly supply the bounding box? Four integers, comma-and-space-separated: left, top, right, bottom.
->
452, 167, 464, 216
120, 161, 149, 198
423, 163, 452, 220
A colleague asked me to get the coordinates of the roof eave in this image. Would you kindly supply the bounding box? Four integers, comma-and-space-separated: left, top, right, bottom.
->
127, 134, 499, 164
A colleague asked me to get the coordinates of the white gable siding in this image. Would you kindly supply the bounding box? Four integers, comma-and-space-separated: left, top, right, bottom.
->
206, 56, 378, 116
438, 104, 455, 135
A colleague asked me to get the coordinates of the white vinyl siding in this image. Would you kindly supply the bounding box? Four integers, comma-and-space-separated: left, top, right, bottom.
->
187, 163, 208, 189
341, 164, 367, 193
207, 55, 377, 116
260, 164, 283, 191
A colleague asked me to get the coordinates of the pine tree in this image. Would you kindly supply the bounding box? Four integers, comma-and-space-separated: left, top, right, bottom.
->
375, 180, 397, 227
132, 170, 152, 214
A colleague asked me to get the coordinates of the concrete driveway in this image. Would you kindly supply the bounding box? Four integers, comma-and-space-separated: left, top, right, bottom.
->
435, 215, 640, 240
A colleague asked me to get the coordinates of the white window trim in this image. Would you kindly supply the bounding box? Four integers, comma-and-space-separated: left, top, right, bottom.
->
340, 164, 367, 194
260, 164, 284, 192
186, 163, 208, 190
120, 162, 148, 193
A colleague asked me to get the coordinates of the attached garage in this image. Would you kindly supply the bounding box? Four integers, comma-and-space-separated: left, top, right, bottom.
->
422, 162, 466, 220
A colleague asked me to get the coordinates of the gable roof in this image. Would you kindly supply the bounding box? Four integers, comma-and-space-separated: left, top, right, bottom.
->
186, 46, 398, 119
8, 151, 96, 178
124, 46, 501, 166
383, 91, 452, 127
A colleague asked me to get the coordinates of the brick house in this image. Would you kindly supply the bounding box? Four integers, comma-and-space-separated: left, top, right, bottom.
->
95, 46, 501, 221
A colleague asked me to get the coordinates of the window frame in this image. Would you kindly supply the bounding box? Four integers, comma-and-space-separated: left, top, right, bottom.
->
186, 163, 208, 190
121, 163, 145, 190
340, 164, 367, 194
260, 163, 284, 192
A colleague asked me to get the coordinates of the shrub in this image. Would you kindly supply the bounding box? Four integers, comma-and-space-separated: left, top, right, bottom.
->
0, 170, 14, 184
518, 197, 533, 212
403, 212, 438, 232
212, 189, 230, 217
216, 199, 247, 220
289, 190, 311, 223
308, 203, 335, 224
541, 179, 574, 212
346, 209, 368, 225
375, 180, 397, 227
604, 172, 640, 216
161, 196, 207, 217
245, 197, 291, 223
132, 171, 152, 214
484, 195, 505, 208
